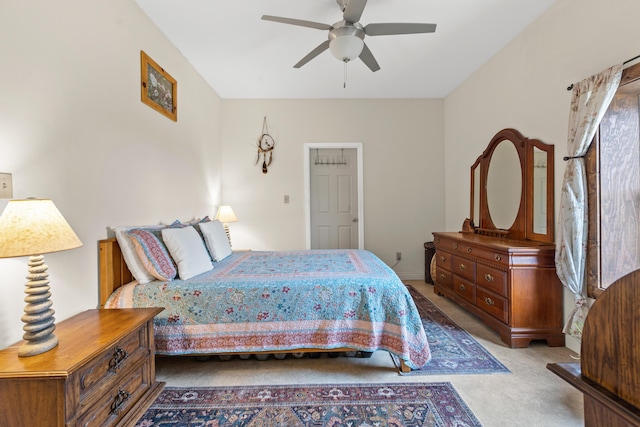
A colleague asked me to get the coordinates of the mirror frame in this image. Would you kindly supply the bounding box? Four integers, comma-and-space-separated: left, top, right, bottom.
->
467, 128, 555, 243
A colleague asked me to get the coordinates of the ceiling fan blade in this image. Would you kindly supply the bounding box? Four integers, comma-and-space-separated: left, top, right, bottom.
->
262, 15, 332, 31
359, 43, 380, 72
364, 22, 437, 36
294, 40, 331, 68
343, 0, 368, 23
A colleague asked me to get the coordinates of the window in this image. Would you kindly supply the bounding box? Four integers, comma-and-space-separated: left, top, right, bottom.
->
586, 62, 640, 297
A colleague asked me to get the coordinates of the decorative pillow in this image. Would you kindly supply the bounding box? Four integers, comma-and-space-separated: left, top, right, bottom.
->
189, 215, 211, 225
168, 220, 186, 228
168, 216, 211, 228
161, 226, 213, 279
111, 224, 166, 284
127, 228, 176, 281
198, 220, 232, 262
173, 216, 212, 243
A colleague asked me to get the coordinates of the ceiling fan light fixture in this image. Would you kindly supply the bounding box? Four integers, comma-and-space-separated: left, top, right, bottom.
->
329, 35, 364, 62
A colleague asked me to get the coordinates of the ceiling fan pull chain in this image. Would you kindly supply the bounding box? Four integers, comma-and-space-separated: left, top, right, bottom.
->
344, 61, 347, 88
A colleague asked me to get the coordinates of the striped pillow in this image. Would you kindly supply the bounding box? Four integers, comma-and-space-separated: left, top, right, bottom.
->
127, 228, 177, 281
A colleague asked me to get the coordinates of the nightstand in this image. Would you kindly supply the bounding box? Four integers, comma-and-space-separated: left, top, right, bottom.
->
0, 308, 165, 427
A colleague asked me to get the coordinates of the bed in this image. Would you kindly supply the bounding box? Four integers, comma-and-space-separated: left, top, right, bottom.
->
98, 224, 430, 372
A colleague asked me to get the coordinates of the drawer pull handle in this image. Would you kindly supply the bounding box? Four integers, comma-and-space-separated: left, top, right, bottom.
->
495, 254, 502, 261
440, 273, 447, 280
459, 284, 466, 291
453, 243, 459, 249
439, 255, 446, 262
484, 273, 494, 282
458, 263, 466, 271
484, 297, 495, 306
109, 347, 129, 372
111, 389, 131, 414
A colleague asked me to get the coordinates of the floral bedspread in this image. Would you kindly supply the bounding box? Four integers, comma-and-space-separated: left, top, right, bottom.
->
105, 249, 431, 369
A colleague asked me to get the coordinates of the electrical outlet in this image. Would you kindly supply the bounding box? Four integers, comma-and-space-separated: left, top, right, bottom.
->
284, 195, 290, 204
0, 173, 13, 199
396, 252, 401, 261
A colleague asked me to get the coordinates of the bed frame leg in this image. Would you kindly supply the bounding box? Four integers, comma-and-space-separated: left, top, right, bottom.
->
399, 360, 412, 373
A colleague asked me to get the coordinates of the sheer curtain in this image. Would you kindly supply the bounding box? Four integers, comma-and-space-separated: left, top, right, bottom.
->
555, 64, 622, 342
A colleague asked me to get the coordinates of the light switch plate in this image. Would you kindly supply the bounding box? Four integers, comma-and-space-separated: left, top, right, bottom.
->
0, 173, 13, 199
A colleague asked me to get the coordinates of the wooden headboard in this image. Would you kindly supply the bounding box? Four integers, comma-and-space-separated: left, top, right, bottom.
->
98, 238, 133, 308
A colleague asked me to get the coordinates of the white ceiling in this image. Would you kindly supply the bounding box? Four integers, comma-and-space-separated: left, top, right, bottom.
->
135, 0, 557, 99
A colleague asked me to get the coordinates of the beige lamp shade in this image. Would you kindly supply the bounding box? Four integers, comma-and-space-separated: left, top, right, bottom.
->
215, 205, 238, 223
0, 198, 83, 258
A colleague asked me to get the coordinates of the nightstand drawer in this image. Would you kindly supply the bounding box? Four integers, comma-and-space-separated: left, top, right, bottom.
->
75, 325, 148, 408
75, 358, 151, 427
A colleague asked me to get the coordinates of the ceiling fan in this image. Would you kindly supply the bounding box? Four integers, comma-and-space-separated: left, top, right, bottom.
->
262, 0, 437, 72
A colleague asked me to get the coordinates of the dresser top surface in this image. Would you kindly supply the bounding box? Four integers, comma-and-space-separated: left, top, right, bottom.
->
433, 231, 556, 251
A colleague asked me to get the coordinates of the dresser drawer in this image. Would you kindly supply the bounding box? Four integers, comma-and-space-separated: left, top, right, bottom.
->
75, 358, 152, 427
434, 235, 457, 252
434, 266, 453, 290
453, 275, 476, 304
476, 288, 508, 323
466, 245, 509, 267
73, 326, 149, 412
476, 263, 507, 297
451, 255, 476, 282
435, 250, 452, 270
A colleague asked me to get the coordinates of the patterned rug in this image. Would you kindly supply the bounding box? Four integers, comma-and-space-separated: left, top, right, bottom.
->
395, 285, 510, 375
135, 383, 483, 427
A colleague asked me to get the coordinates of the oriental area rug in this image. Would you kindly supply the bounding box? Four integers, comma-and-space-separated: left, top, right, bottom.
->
395, 285, 510, 375
135, 382, 483, 427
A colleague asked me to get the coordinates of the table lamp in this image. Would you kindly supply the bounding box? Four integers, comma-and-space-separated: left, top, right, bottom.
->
215, 205, 238, 247
0, 198, 82, 357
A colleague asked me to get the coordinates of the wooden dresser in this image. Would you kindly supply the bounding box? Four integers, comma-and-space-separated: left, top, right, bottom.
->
435, 129, 565, 348
0, 308, 164, 427
433, 232, 564, 347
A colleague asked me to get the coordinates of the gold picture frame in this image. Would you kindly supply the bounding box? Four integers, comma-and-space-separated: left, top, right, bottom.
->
140, 51, 177, 121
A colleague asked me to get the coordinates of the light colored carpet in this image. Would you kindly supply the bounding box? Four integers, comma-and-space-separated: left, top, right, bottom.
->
154, 281, 583, 427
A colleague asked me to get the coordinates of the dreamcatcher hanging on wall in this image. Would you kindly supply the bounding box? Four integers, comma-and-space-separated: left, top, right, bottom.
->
256, 116, 275, 174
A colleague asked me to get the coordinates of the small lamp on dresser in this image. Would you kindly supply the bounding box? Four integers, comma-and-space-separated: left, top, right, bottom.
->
215, 205, 238, 247
0, 198, 82, 357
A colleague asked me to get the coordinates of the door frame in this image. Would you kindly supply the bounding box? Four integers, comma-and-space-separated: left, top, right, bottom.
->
304, 142, 364, 249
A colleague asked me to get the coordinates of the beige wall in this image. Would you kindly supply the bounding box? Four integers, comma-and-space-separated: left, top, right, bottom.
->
0, 0, 223, 348
220, 99, 445, 278
443, 0, 640, 352
1, 0, 634, 354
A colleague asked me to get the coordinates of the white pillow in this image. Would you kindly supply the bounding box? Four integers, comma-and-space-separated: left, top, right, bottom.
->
161, 226, 213, 279
198, 220, 232, 261
112, 225, 166, 284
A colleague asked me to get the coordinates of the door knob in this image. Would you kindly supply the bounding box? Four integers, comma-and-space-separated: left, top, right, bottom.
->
352, 218, 358, 222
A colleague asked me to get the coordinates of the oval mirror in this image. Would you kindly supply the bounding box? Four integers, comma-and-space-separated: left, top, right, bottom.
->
487, 140, 522, 230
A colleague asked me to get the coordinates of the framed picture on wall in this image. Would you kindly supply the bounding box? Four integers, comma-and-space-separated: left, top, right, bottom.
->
140, 50, 177, 121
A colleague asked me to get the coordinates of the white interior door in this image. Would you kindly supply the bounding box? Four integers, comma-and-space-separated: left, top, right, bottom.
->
305, 143, 364, 249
